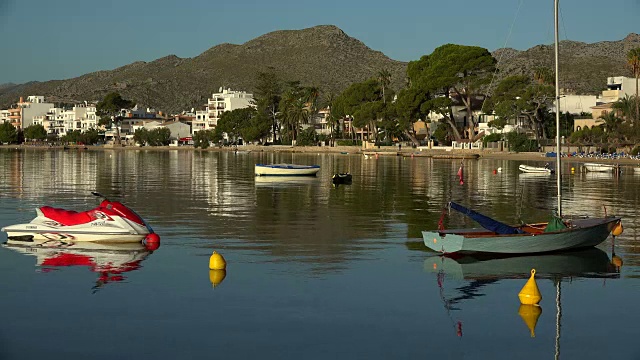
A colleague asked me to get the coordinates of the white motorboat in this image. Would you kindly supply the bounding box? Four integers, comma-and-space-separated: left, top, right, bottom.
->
583, 162, 620, 172
1, 192, 159, 245
254, 163, 320, 176
519, 164, 554, 174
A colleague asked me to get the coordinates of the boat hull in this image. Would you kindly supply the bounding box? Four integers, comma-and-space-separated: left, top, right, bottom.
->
584, 163, 618, 172
519, 164, 552, 174
255, 164, 320, 176
422, 217, 620, 254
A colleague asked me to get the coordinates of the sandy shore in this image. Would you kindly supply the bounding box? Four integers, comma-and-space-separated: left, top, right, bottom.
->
3, 144, 639, 165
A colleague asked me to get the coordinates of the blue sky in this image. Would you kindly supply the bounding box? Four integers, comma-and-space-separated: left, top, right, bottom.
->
1, 0, 639, 84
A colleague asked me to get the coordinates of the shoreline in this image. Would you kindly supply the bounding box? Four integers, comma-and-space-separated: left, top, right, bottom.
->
2, 144, 639, 165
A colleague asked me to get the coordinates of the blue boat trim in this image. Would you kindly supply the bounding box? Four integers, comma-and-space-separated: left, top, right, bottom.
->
449, 202, 525, 235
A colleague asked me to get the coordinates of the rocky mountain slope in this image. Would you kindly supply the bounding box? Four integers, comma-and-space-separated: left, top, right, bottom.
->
1, 27, 638, 114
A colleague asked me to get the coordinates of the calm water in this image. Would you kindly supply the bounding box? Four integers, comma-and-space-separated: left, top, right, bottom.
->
0, 148, 639, 359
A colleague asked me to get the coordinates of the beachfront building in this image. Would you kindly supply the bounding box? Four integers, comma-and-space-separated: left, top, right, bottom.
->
556, 95, 597, 115
601, 76, 638, 103
33, 102, 100, 136
16, 96, 55, 129
192, 88, 253, 135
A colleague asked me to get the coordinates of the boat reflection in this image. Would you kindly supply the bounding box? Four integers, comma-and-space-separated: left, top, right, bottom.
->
424, 248, 620, 342
425, 247, 619, 281
2, 239, 156, 293
254, 176, 320, 188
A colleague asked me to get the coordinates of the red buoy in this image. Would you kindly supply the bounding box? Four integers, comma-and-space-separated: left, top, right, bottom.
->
144, 233, 161, 251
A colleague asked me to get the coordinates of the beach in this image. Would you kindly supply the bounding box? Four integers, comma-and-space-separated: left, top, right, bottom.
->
3, 143, 639, 165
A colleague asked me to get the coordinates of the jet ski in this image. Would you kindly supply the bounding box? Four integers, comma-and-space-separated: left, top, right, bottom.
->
1, 192, 160, 247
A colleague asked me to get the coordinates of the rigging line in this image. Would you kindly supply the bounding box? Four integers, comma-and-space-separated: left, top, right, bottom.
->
482, 0, 525, 111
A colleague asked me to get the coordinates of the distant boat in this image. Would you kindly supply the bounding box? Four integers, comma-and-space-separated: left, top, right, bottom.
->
519, 164, 553, 174
332, 173, 352, 185
584, 162, 620, 172
254, 164, 320, 176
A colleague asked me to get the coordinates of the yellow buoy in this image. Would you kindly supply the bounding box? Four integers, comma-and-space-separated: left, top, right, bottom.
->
209, 251, 227, 270
209, 269, 227, 288
571, 167, 575, 174
518, 304, 542, 338
612, 222, 623, 236
518, 269, 542, 305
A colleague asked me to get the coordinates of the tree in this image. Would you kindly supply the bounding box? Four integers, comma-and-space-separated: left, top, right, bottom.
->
216, 107, 263, 143
332, 78, 383, 144
193, 130, 215, 149
412, 44, 496, 140
599, 111, 623, 133
254, 69, 282, 143
23, 124, 47, 141
611, 95, 637, 121
96, 92, 134, 145
485, 74, 555, 141
627, 48, 640, 122
394, 87, 431, 145
377, 68, 392, 104
133, 128, 149, 146
146, 128, 171, 146
279, 81, 310, 145
0, 122, 18, 144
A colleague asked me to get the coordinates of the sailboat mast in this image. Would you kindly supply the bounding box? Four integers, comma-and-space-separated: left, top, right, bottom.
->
555, 0, 562, 217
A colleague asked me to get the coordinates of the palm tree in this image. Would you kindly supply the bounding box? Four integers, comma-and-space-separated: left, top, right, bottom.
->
611, 95, 636, 121
377, 68, 392, 103
627, 48, 640, 122
533, 67, 554, 85
599, 111, 622, 133
304, 86, 320, 124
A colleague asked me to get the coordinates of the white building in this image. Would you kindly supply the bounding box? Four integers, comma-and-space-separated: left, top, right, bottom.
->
556, 95, 597, 115
601, 76, 639, 103
18, 96, 54, 129
0, 110, 9, 123
192, 88, 254, 134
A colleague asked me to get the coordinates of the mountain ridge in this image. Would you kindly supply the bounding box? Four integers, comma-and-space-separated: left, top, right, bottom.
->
0, 26, 638, 113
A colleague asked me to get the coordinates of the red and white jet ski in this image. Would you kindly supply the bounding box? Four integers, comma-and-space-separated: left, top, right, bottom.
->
1, 192, 160, 246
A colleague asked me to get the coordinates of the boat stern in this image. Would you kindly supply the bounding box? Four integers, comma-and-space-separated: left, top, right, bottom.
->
422, 231, 464, 254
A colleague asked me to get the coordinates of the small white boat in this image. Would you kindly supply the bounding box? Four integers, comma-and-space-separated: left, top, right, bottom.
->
583, 163, 620, 172
519, 164, 553, 174
254, 163, 320, 176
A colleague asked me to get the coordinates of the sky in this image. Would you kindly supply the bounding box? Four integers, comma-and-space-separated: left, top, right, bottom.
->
1, 0, 639, 84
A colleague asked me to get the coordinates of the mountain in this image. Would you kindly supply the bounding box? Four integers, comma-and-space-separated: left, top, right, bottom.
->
492, 33, 640, 94
0, 25, 406, 114
1, 27, 639, 114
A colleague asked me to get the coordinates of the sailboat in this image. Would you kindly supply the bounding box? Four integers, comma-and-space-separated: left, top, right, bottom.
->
422, 0, 622, 255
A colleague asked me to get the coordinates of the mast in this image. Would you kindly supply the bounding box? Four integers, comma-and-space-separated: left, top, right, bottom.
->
555, 0, 562, 217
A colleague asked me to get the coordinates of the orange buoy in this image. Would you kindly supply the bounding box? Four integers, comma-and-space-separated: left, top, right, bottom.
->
518, 269, 542, 305
612, 222, 623, 236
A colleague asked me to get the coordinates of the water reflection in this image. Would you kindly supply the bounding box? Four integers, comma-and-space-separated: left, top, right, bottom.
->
254, 176, 321, 187
425, 248, 619, 280
2, 239, 156, 293
209, 269, 227, 288
424, 247, 620, 353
